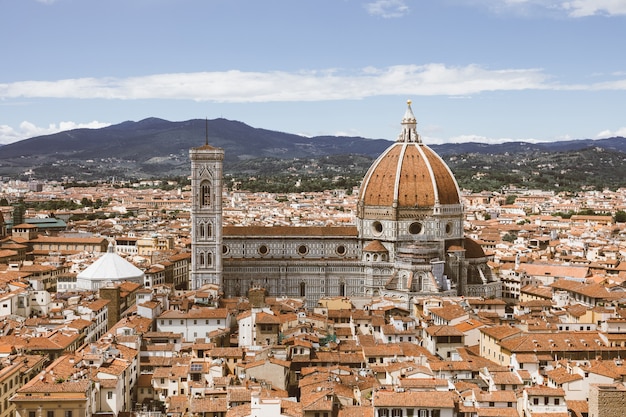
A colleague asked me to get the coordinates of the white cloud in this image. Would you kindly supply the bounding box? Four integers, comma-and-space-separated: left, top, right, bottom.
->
462, 0, 626, 17
0, 120, 110, 145
364, 0, 410, 18
596, 127, 626, 138
4, 63, 622, 104
0, 64, 559, 103
561, 0, 626, 17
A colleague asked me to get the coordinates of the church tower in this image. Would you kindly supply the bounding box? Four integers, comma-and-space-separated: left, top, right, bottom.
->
190, 130, 224, 290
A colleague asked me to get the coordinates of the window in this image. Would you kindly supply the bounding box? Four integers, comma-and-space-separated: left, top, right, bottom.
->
409, 222, 423, 234
29, 412, 35, 417
533, 398, 539, 405
378, 409, 389, 417
108, 391, 113, 399
65, 412, 73, 417
200, 182, 211, 207
555, 399, 560, 405
47, 411, 54, 417
391, 409, 402, 417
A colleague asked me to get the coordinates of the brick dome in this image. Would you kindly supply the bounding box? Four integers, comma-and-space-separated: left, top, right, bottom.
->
358, 101, 460, 214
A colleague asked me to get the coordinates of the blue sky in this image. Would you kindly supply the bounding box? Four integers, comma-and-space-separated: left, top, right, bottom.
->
1, 0, 625, 145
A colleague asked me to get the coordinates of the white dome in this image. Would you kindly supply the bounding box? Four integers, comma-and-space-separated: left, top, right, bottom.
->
76, 244, 144, 290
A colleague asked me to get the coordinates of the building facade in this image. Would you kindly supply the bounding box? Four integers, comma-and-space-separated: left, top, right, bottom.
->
190, 102, 500, 305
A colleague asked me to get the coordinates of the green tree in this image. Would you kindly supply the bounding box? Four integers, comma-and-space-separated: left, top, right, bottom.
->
615, 210, 626, 223
502, 232, 517, 243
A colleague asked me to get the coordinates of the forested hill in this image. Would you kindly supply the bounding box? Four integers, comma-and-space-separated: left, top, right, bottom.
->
1, 117, 626, 192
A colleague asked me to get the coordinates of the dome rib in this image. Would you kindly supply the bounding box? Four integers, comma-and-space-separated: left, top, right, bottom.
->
414, 143, 440, 205
393, 143, 409, 205
421, 146, 461, 205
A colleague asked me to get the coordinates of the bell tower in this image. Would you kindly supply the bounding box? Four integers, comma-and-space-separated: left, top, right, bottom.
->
189, 124, 224, 290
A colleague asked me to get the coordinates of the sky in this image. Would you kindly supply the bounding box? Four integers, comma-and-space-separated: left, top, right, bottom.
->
1, 0, 626, 146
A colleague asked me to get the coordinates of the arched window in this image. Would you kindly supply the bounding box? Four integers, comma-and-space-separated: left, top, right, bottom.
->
200, 181, 211, 207
300, 282, 306, 297
339, 282, 346, 297
199, 252, 205, 267
207, 222, 212, 238
199, 222, 205, 238
207, 252, 213, 267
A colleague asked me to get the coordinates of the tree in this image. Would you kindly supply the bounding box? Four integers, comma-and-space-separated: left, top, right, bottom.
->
505, 194, 517, 205
615, 210, 626, 223
502, 232, 517, 243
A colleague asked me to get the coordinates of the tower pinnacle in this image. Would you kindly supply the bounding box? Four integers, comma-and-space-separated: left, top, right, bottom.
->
397, 99, 421, 143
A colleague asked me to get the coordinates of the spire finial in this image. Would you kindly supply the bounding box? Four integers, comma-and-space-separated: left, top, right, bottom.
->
205, 118, 209, 146
397, 100, 421, 143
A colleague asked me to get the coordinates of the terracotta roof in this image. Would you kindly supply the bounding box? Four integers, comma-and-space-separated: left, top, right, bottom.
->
373, 390, 456, 408
159, 307, 229, 319
363, 240, 388, 252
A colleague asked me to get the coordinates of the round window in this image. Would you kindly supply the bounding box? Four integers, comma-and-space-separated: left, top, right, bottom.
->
297, 245, 308, 255
372, 221, 383, 235
336, 245, 346, 256
445, 222, 453, 235
409, 222, 423, 235
222, 245, 229, 255
258, 245, 269, 255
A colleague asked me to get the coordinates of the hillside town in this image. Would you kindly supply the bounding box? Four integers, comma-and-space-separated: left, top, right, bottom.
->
0, 179, 626, 417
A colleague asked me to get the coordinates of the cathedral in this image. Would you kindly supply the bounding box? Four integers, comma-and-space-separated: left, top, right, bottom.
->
190, 101, 500, 305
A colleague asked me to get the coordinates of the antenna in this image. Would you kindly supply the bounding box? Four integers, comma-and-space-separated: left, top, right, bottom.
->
205, 117, 209, 146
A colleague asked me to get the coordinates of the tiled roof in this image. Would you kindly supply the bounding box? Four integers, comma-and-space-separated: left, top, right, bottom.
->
373, 390, 456, 408
425, 325, 465, 337
159, 307, 229, 319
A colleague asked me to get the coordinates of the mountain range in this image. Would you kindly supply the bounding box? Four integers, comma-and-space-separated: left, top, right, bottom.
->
1, 117, 626, 191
